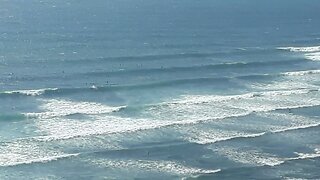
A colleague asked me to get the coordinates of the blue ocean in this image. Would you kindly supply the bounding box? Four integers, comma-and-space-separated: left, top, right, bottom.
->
1, 0, 320, 179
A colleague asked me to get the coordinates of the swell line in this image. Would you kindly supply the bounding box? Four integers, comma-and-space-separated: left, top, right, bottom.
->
34, 47, 275, 64
0, 74, 276, 98
2, 57, 303, 83
79, 59, 303, 77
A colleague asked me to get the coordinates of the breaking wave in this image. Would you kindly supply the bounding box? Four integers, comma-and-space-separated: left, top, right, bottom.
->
278, 45, 320, 61
277, 46, 320, 53
27, 87, 320, 141
24, 99, 125, 119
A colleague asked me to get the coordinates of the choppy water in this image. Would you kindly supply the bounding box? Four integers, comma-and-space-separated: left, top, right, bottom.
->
1, 0, 320, 179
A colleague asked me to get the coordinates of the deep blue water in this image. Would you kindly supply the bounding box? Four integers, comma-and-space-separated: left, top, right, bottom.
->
1, 0, 320, 179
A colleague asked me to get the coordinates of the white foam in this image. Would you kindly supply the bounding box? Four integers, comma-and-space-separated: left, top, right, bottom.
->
212, 142, 320, 168
281, 149, 320, 164
3, 88, 58, 96
284, 178, 306, 180
213, 147, 320, 168
305, 52, 320, 61
170, 88, 316, 105
0, 153, 79, 167
186, 130, 266, 145
33, 112, 251, 141
171, 89, 320, 114
183, 112, 320, 145
290, 151, 320, 161
188, 123, 320, 145
91, 159, 221, 175
24, 99, 125, 119
214, 147, 284, 166
0, 141, 79, 167
278, 46, 320, 53
251, 80, 319, 92
278, 45, 320, 61
282, 69, 320, 76
34, 116, 169, 141
30, 86, 320, 141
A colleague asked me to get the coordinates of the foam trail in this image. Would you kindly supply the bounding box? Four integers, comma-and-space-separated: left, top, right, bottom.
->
214, 147, 285, 166
90, 158, 221, 176
214, 147, 320, 167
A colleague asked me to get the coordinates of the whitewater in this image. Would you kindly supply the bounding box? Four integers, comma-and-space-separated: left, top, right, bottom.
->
1, 0, 320, 179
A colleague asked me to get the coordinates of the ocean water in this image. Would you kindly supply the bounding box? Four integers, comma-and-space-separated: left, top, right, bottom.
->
1, 0, 320, 179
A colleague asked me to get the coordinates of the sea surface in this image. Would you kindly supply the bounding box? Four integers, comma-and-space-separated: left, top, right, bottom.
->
1, 0, 320, 179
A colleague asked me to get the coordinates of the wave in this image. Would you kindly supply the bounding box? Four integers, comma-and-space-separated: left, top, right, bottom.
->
90, 158, 221, 176
4, 64, 320, 99
0, 72, 305, 99
277, 45, 320, 61
30, 86, 320, 141
25, 52, 221, 65
282, 69, 320, 76
0, 153, 79, 167
289, 149, 320, 161
214, 147, 320, 168
186, 132, 267, 145
79, 58, 302, 77
33, 103, 320, 142
214, 147, 285, 167
2, 57, 303, 86
169, 88, 318, 105
50, 47, 273, 64
187, 122, 320, 145
83, 52, 219, 62
271, 148, 320, 167
0, 76, 244, 98
305, 52, 320, 61
24, 99, 125, 119
3, 116, 319, 169
277, 46, 320, 53
1, 88, 58, 97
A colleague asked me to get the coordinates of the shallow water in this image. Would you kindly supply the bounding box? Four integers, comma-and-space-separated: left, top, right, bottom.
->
1, 0, 320, 179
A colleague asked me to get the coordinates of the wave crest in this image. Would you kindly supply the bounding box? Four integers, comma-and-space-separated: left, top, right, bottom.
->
24, 99, 125, 119
2, 88, 58, 96
278, 46, 320, 53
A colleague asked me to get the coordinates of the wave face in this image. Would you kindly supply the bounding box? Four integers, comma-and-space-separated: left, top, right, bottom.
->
1, 0, 320, 179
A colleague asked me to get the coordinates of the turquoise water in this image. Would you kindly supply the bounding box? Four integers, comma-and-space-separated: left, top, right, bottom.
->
1, 0, 320, 179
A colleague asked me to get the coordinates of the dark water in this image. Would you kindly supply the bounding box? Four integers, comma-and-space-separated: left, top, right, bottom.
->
1, 0, 320, 179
